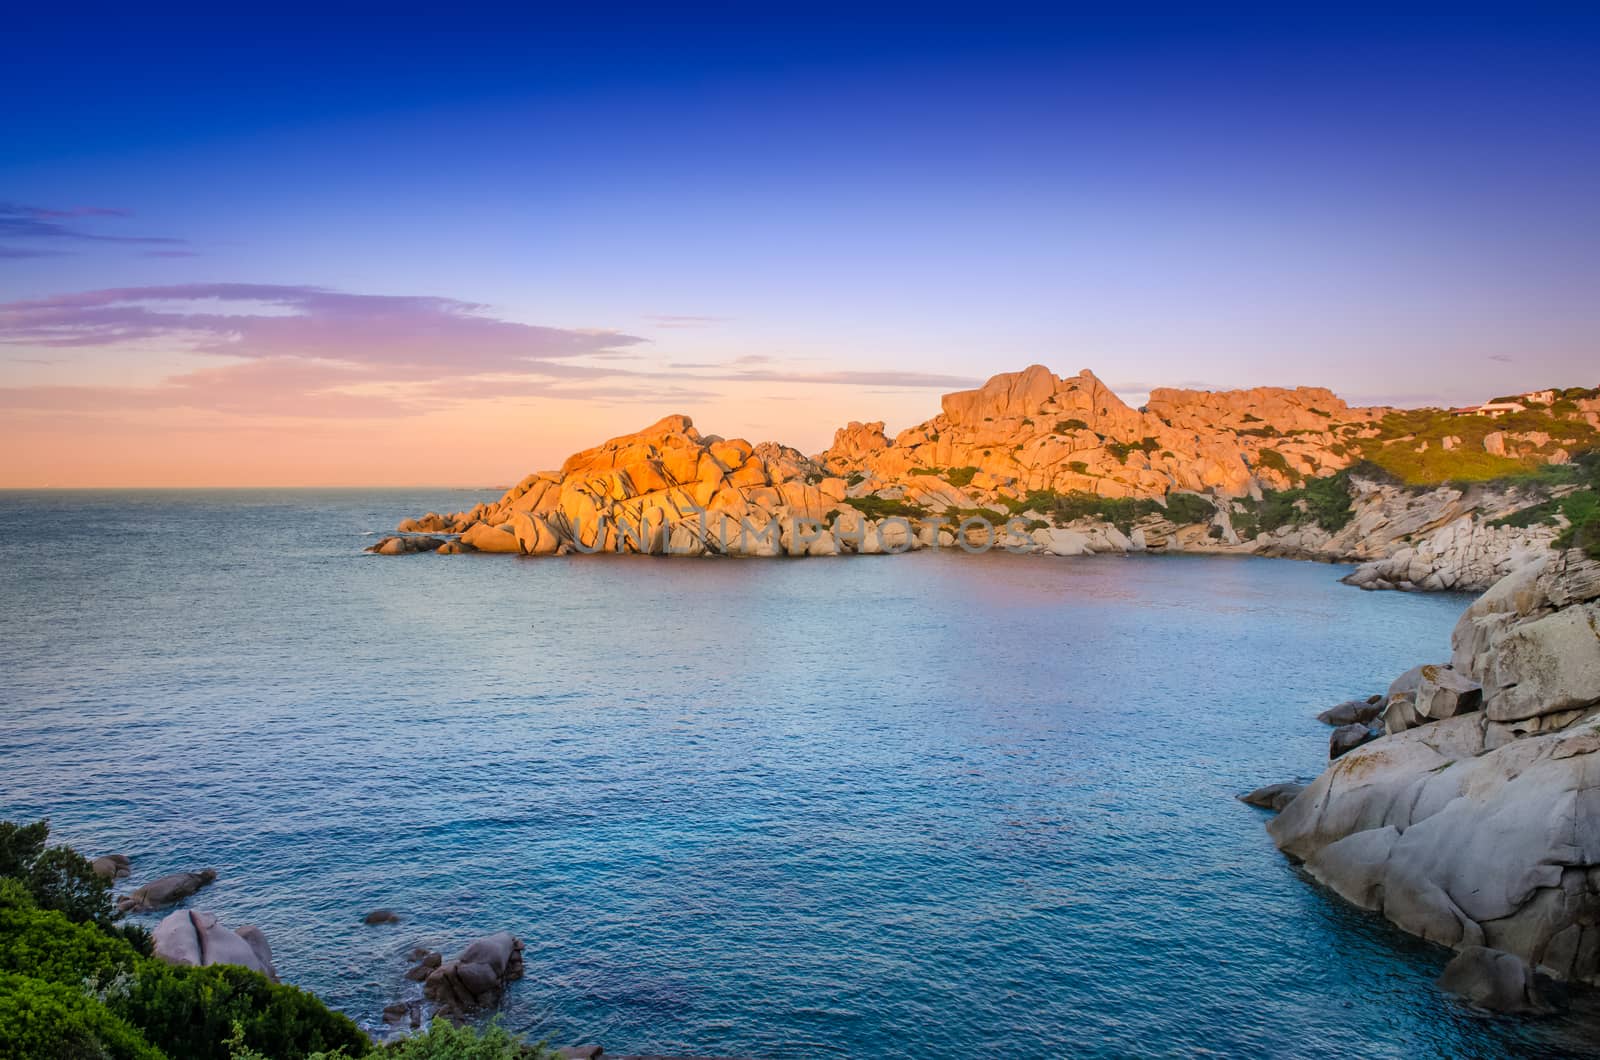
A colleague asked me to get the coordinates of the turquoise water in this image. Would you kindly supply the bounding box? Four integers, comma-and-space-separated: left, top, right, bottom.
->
2, 489, 1597, 1059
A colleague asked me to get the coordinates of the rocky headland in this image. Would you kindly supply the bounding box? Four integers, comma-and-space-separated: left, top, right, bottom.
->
1251, 548, 1600, 1013
374, 366, 1599, 590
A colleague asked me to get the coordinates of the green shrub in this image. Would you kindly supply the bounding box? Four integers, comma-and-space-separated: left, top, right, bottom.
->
1067, 461, 1089, 475
1255, 449, 1300, 483
1104, 438, 1159, 465
1163, 493, 1215, 525
387, 1019, 550, 1059
123, 962, 368, 1060
1022, 490, 1165, 532
0, 971, 162, 1060
0, 879, 140, 986
0, 820, 116, 929
1054, 418, 1089, 433
843, 496, 929, 520
1238, 469, 1356, 537
945, 466, 980, 488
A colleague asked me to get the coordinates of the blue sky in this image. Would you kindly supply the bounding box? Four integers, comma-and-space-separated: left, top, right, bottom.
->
2, 11, 1597, 484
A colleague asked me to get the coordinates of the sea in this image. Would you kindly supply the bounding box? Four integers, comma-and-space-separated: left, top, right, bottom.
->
2, 489, 1596, 1059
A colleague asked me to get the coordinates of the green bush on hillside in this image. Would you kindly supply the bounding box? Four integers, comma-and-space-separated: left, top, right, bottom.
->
945, 466, 980, 488
1232, 469, 1357, 539
1488, 451, 1600, 559
1163, 493, 1216, 525
1255, 448, 1300, 484
843, 496, 929, 520
1104, 438, 1160, 465
0, 971, 162, 1060
0, 819, 117, 930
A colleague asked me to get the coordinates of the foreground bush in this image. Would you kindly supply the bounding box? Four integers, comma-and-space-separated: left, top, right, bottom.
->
0, 820, 116, 930
226, 1018, 553, 1059
0, 821, 369, 1060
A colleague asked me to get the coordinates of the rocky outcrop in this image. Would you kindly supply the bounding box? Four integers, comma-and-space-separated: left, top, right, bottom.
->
1251, 478, 1567, 592
379, 366, 1594, 587
817, 420, 889, 473
365, 535, 446, 556
90, 853, 130, 880
1266, 551, 1600, 989
116, 869, 217, 913
152, 909, 277, 980
422, 931, 525, 1016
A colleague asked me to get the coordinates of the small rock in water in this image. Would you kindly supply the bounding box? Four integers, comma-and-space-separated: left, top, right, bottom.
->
556, 1048, 604, 1059
90, 853, 131, 880
1237, 782, 1305, 812
117, 869, 217, 913
405, 950, 442, 980
1316, 699, 1383, 727
363, 908, 401, 925
1329, 723, 1379, 759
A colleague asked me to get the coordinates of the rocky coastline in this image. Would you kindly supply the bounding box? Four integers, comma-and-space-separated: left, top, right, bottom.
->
1245, 548, 1600, 1014
369, 366, 1598, 594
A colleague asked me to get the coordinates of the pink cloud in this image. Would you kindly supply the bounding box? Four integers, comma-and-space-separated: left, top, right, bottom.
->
0, 284, 644, 371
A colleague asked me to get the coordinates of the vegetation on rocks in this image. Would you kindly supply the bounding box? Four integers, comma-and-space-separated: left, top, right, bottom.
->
944, 465, 980, 488
1352, 404, 1599, 486
1487, 452, 1600, 559
1232, 470, 1357, 539
842, 496, 930, 520
998, 489, 1213, 533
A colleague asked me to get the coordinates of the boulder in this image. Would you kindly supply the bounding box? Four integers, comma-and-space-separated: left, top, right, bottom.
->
1480, 603, 1600, 722
405, 950, 442, 981
1238, 782, 1305, 812
1317, 699, 1383, 726
367, 535, 445, 555
90, 854, 131, 880
116, 869, 217, 913
459, 521, 522, 554
1329, 723, 1379, 759
1436, 946, 1555, 1014
1269, 710, 1600, 985
423, 931, 525, 1014
1382, 691, 1424, 735
1413, 665, 1483, 721
152, 910, 277, 980
363, 908, 401, 925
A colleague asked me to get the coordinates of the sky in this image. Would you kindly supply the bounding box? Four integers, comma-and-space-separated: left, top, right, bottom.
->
2, 11, 1597, 486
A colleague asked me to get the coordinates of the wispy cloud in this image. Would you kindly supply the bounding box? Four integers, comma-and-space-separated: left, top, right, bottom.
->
0, 202, 186, 255
711, 367, 981, 388
643, 313, 728, 329
0, 246, 66, 259
0, 283, 974, 424
0, 284, 643, 370
0, 283, 654, 420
